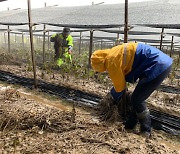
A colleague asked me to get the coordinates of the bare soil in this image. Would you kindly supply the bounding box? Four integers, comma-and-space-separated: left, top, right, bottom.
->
0, 84, 180, 154
0, 56, 180, 153
0, 63, 179, 117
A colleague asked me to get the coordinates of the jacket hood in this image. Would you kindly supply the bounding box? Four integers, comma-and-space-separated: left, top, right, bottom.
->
91, 49, 110, 72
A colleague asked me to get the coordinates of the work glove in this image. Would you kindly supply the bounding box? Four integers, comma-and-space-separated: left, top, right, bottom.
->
68, 46, 73, 54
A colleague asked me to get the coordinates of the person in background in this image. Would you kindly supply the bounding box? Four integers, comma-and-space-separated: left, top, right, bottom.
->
50, 27, 73, 66
91, 42, 173, 138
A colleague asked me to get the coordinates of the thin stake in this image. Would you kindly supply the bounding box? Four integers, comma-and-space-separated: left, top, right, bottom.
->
48, 31, 50, 51
160, 28, 164, 50
124, 0, 128, 43
27, 0, 37, 88
4, 32, 6, 44
42, 2, 47, 64
79, 32, 82, 55
7, 8, 10, 52
43, 24, 46, 64
170, 36, 174, 57
22, 32, 24, 49
7, 26, 10, 52
88, 30, 93, 69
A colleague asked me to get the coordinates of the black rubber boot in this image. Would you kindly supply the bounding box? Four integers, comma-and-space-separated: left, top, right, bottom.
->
124, 110, 138, 130
137, 108, 151, 138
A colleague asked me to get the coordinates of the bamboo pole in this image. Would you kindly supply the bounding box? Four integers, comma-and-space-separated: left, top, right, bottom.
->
27, 0, 37, 88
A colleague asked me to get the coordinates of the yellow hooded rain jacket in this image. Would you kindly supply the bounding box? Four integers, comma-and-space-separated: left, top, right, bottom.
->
91, 42, 138, 92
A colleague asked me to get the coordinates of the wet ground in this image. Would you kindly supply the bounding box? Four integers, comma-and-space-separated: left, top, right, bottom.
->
0, 56, 179, 153
0, 84, 180, 154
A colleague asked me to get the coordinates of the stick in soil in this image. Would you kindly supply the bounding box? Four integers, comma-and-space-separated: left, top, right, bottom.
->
71, 102, 76, 123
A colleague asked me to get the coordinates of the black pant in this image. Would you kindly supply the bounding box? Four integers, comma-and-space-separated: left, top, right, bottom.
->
131, 66, 171, 113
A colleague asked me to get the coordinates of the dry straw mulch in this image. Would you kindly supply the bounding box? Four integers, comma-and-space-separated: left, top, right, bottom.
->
0, 89, 76, 132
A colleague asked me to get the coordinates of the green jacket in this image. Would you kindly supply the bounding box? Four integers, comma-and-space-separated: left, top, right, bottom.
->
50, 33, 73, 52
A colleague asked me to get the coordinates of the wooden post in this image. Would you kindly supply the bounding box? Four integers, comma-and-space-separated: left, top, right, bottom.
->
81, 40, 83, 51
48, 31, 50, 50
170, 36, 174, 57
88, 30, 93, 68
160, 28, 164, 50
27, 0, 37, 88
178, 50, 180, 66
116, 33, 120, 45
4, 32, 6, 44
22, 32, 24, 48
79, 32, 82, 55
42, 2, 47, 64
7, 26, 10, 52
124, 0, 128, 43
43, 24, 46, 64
165, 46, 168, 54
7, 8, 11, 52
